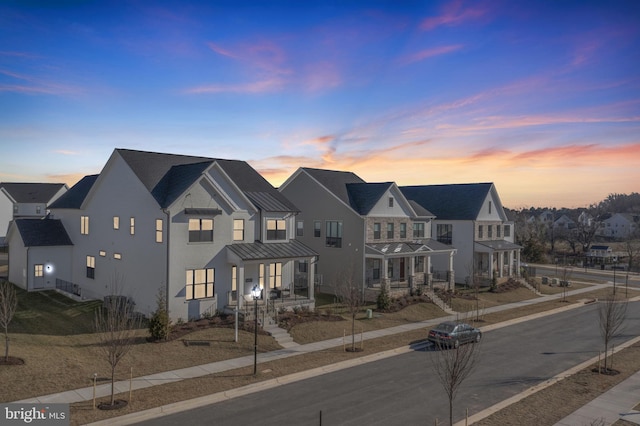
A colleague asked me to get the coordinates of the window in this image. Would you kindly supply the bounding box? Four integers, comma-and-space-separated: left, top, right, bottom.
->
314, 221, 321, 237
34, 264, 43, 277
269, 262, 282, 288
114, 253, 122, 260
99, 250, 106, 257
296, 220, 304, 237
489, 201, 492, 214
231, 265, 237, 293
113, 216, 119, 230
36, 206, 41, 214
372, 259, 381, 280
156, 219, 163, 243
81, 216, 89, 235
373, 223, 381, 239
185, 268, 214, 300
130, 217, 135, 235
189, 218, 213, 242
414, 256, 424, 273
488, 225, 493, 238
478, 225, 483, 238
497, 224, 501, 238
298, 260, 308, 273
387, 223, 394, 239
233, 219, 244, 241
86, 255, 95, 279
259, 263, 265, 287
388, 197, 394, 208
266, 219, 286, 240
504, 225, 511, 237
437, 224, 452, 245
13, 204, 17, 214
326, 220, 342, 248
400, 223, 407, 239
413, 222, 425, 238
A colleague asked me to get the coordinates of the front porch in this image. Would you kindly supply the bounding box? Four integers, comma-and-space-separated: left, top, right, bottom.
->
474, 240, 522, 282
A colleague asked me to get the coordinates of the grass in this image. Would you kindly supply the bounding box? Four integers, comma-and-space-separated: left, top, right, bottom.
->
2, 281, 640, 425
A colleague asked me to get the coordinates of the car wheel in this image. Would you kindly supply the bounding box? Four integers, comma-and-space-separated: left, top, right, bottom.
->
475, 333, 481, 343
453, 339, 460, 349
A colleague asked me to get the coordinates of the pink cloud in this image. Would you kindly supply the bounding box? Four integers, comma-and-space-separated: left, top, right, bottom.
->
420, 0, 488, 31
184, 78, 284, 94
399, 44, 464, 65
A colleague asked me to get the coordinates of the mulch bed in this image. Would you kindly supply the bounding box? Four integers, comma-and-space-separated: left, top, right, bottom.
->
0, 356, 25, 365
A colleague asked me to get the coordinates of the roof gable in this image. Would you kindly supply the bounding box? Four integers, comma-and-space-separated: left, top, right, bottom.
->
400, 183, 494, 220
0, 183, 67, 203
346, 182, 393, 215
301, 168, 365, 206
48, 175, 99, 209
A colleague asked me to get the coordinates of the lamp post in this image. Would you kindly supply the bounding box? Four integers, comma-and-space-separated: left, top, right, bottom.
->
251, 284, 261, 375
613, 259, 617, 296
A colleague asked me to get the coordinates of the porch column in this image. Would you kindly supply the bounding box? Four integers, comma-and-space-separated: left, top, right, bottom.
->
448, 251, 455, 290
516, 250, 521, 277
489, 252, 495, 280
307, 256, 316, 299
264, 263, 270, 299
382, 257, 390, 291
498, 251, 504, 278
409, 256, 415, 291
238, 264, 245, 309
426, 256, 432, 289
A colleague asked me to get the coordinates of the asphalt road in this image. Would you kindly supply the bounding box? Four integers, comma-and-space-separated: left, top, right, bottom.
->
136, 300, 640, 426
530, 263, 640, 288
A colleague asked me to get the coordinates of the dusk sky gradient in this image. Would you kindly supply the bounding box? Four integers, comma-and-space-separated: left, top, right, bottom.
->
1, 1, 639, 208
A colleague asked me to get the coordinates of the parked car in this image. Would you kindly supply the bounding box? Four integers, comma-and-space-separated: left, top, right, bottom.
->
428, 321, 481, 349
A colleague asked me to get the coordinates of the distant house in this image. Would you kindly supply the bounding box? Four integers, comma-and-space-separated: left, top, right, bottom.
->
7, 149, 317, 321
279, 168, 457, 299
599, 213, 640, 239
553, 214, 576, 230
400, 183, 521, 284
0, 182, 67, 245
587, 245, 616, 265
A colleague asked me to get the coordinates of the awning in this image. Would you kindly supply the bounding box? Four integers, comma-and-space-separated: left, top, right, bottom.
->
184, 208, 222, 216
227, 239, 317, 262
475, 240, 522, 253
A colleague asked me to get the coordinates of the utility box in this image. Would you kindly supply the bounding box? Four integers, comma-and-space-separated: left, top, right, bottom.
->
366, 309, 373, 319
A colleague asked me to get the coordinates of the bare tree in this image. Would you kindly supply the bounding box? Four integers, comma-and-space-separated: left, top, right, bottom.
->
336, 266, 364, 352
598, 291, 627, 372
94, 289, 142, 407
0, 281, 18, 362
430, 338, 481, 425
559, 266, 573, 303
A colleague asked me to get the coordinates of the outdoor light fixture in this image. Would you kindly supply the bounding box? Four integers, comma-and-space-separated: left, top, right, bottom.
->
251, 284, 262, 375
45, 264, 54, 273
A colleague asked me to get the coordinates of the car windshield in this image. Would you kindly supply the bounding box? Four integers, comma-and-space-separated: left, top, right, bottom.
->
435, 323, 455, 333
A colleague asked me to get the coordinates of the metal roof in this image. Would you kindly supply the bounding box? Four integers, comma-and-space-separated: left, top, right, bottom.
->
475, 240, 522, 252
226, 239, 317, 261
366, 239, 454, 257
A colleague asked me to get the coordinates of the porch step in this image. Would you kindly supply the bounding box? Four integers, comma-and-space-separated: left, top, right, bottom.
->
426, 290, 456, 315
521, 279, 542, 296
263, 324, 299, 348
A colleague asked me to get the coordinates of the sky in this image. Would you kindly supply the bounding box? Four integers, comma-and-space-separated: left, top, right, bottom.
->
1, 0, 639, 209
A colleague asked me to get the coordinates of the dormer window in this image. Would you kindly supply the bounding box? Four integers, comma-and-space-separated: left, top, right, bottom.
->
266, 219, 286, 240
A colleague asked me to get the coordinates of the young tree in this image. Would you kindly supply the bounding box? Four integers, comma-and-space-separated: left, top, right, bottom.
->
148, 287, 170, 341
431, 338, 481, 426
336, 266, 364, 352
0, 280, 18, 362
94, 292, 142, 407
598, 291, 627, 372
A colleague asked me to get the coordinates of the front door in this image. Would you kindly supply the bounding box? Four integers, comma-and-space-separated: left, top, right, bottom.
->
399, 258, 405, 280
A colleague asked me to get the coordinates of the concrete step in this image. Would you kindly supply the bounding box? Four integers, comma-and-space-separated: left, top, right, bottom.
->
263, 325, 298, 348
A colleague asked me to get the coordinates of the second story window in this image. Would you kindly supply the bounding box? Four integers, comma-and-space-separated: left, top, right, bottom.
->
81, 216, 89, 235
478, 225, 483, 239
155, 219, 163, 243
326, 220, 342, 248
266, 219, 286, 241
130, 217, 135, 235
113, 216, 119, 230
373, 223, 381, 240
497, 224, 501, 238
400, 223, 407, 239
388, 197, 394, 208
189, 218, 213, 242
413, 222, 425, 238
504, 224, 511, 237
233, 219, 244, 241
13, 204, 18, 214
488, 225, 493, 238
314, 221, 321, 237
296, 220, 304, 237
36, 206, 41, 214
387, 223, 394, 239
437, 224, 453, 245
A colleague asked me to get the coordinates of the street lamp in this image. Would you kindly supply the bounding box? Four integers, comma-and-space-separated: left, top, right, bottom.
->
251, 284, 262, 375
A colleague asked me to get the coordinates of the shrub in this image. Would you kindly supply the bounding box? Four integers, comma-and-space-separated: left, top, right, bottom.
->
148, 288, 170, 341
377, 285, 391, 311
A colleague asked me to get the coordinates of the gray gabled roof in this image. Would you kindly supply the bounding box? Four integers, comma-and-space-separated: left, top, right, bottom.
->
0, 182, 66, 203
226, 239, 317, 261
400, 183, 494, 220
13, 218, 73, 247
302, 168, 365, 206
117, 149, 298, 211
48, 175, 99, 209
346, 182, 394, 215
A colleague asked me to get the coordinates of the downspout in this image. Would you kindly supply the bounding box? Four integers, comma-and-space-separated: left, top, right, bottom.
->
163, 209, 171, 317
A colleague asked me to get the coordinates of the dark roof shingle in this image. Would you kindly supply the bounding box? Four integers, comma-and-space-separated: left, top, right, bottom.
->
14, 218, 73, 247
0, 183, 66, 203
400, 183, 493, 220
48, 175, 98, 209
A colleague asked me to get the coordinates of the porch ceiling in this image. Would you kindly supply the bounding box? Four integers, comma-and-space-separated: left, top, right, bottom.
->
475, 240, 522, 253
226, 239, 317, 261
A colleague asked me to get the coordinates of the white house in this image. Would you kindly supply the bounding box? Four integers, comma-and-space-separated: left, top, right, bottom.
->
400, 183, 521, 284
0, 182, 67, 245
599, 213, 640, 239
7, 149, 317, 321
279, 168, 457, 300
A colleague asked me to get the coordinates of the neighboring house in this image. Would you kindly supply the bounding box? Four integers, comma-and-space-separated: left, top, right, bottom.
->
577, 211, 593, 227
7, 149, 317, 321
553, 214, 576, 230
279, 168, 457, 300
587, 245, 617, 265
0, 182, 68, 245
599, 213, 640, 239
399, 183, 521, 284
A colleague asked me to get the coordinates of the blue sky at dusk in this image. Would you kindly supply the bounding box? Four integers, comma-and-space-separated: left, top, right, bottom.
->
1, 0, 639, 208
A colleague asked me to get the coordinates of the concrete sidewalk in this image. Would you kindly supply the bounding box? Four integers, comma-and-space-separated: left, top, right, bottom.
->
13, 282, 640, 426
